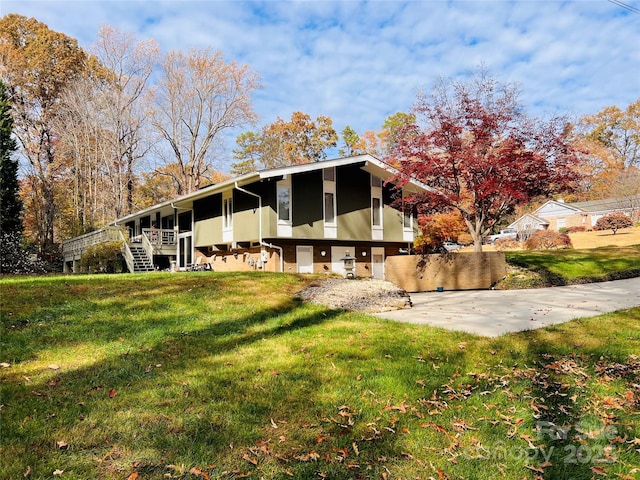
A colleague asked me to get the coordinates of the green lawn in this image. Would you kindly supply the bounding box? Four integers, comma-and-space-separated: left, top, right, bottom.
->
1, 272, 639, 480
502, 245, 640, 288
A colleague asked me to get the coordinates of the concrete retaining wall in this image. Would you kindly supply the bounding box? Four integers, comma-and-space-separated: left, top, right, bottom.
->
385, 252, 507, 292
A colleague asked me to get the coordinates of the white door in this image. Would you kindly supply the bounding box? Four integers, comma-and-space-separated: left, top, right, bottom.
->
371, 247, 385, 279
296, 246, 314, 273
331, 246, 355, 277
177, 233, 192, 270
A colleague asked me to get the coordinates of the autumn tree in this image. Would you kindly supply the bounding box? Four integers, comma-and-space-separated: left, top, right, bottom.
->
338, 125, 364, 157
594, 211, 633, 234
391, 70, 580, 252
57, 26, 159, 236
232, 111, 338, 172
89, 26, 159, 217
580, 99, 639, 171
573, 99, 640, 199
0, 14, 88, 255
0, 80, 22, 235
381, 112, 416, 156
152, 48, 260, 195
414, 211, 469, 253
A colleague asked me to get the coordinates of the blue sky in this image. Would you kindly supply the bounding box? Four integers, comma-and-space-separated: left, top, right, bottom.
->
2, 0, 639, 165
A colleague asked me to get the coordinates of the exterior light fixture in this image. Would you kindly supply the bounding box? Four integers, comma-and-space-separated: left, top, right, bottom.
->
340, 251, 357, 279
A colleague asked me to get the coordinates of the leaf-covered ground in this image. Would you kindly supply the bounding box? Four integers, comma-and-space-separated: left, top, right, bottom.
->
1, 272, 639, 479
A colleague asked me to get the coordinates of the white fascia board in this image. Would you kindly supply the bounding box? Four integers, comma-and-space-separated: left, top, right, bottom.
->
254, 154, 430, 193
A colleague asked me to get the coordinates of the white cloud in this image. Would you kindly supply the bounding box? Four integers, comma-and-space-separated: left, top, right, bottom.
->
3, 0, 639, 158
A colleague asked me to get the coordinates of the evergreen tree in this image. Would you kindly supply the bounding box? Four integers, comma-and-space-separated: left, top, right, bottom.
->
0, 80, 23, 235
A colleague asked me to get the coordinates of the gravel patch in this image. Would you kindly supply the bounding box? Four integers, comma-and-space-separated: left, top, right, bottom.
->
295, 277, 412, 313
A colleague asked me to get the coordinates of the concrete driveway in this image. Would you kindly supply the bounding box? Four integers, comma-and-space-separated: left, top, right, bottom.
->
373, 277, 640, 337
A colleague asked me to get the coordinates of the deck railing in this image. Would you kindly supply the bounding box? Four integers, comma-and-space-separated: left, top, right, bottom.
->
141, 228, 176, 247
62, 226, 125, 260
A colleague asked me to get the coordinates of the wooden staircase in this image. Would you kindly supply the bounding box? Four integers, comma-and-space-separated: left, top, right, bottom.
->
129, 245, 155, 272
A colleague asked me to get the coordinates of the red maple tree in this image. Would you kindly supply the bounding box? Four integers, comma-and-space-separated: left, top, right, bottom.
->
390, 72, 580, 252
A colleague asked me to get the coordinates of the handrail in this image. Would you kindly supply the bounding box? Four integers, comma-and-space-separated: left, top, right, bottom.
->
140, 230, 154, 260
119, 230, 135, 273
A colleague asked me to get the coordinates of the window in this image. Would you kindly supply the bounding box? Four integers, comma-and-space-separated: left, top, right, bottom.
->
223, 196, 233, 229
372, 197, 381, 226
323, 167, 335, 181
324, 192, 335, 224
278, 186, 290, 221
371, 175, 383, 240
323, 168, 337, 238
277, 177, 293, 237
402, 204, 414, 241
403, 209, 412, 229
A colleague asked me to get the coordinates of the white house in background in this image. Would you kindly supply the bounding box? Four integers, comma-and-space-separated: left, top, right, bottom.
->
509, 194, 640, 233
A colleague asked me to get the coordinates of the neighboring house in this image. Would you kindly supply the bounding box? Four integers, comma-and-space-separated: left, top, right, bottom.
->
62, 155, 426, 278
509, 194, 640, 234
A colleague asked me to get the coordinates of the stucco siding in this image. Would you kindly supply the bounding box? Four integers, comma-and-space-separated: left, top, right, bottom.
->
336, 164, 371, 240
292, 171, 324, 238
194, 217, 222, 246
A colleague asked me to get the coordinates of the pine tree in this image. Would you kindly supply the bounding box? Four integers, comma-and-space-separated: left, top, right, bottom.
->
0, 80, 23, 235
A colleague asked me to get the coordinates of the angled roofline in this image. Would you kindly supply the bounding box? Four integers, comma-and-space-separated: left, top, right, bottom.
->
508, 213, 549, 229
110, 154, 427, 225
532, 200, 584, 215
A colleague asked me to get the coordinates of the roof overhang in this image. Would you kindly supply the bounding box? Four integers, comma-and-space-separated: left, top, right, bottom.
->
110, 154, 429, 224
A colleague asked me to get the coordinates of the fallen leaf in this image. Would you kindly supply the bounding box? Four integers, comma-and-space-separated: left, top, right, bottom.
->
126, 473, 139, 480
56, 440, 68, 450
0, 362, 10, 368
108, 389, 117, 398
525, 465, 544, 473
23, 466, 31, 477
53, 470, 63, 476
242, 454, 257, 465
591, 466, 607, 476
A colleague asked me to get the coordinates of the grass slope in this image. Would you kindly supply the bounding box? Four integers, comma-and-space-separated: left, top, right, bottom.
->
501, 245, 640, 288
1, 272, 639, 480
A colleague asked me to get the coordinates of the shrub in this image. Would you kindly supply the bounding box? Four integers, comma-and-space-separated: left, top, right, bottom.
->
594, 212, 633, 234
79, 241, 124, 273
524, 230, 572, 250
565, 226, 586, 233
493, 238, 521, 250
0, 232, 47, 274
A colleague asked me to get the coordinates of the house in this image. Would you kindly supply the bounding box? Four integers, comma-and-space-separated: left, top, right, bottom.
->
62, 155, 427, 278
509, 194, 640, 234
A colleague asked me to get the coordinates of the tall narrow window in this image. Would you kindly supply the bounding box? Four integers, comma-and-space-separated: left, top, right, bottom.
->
222, 192, 233, 242
372, 197, 381, 226
277, 177, 292, 237
402, 201, 414, 242
278, 186, 290, 221
371, 175, 383, 240
403, 209, 412, 229
324, 192, 335, 224
324, 168, 337, 238
224, 197, 233, 229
